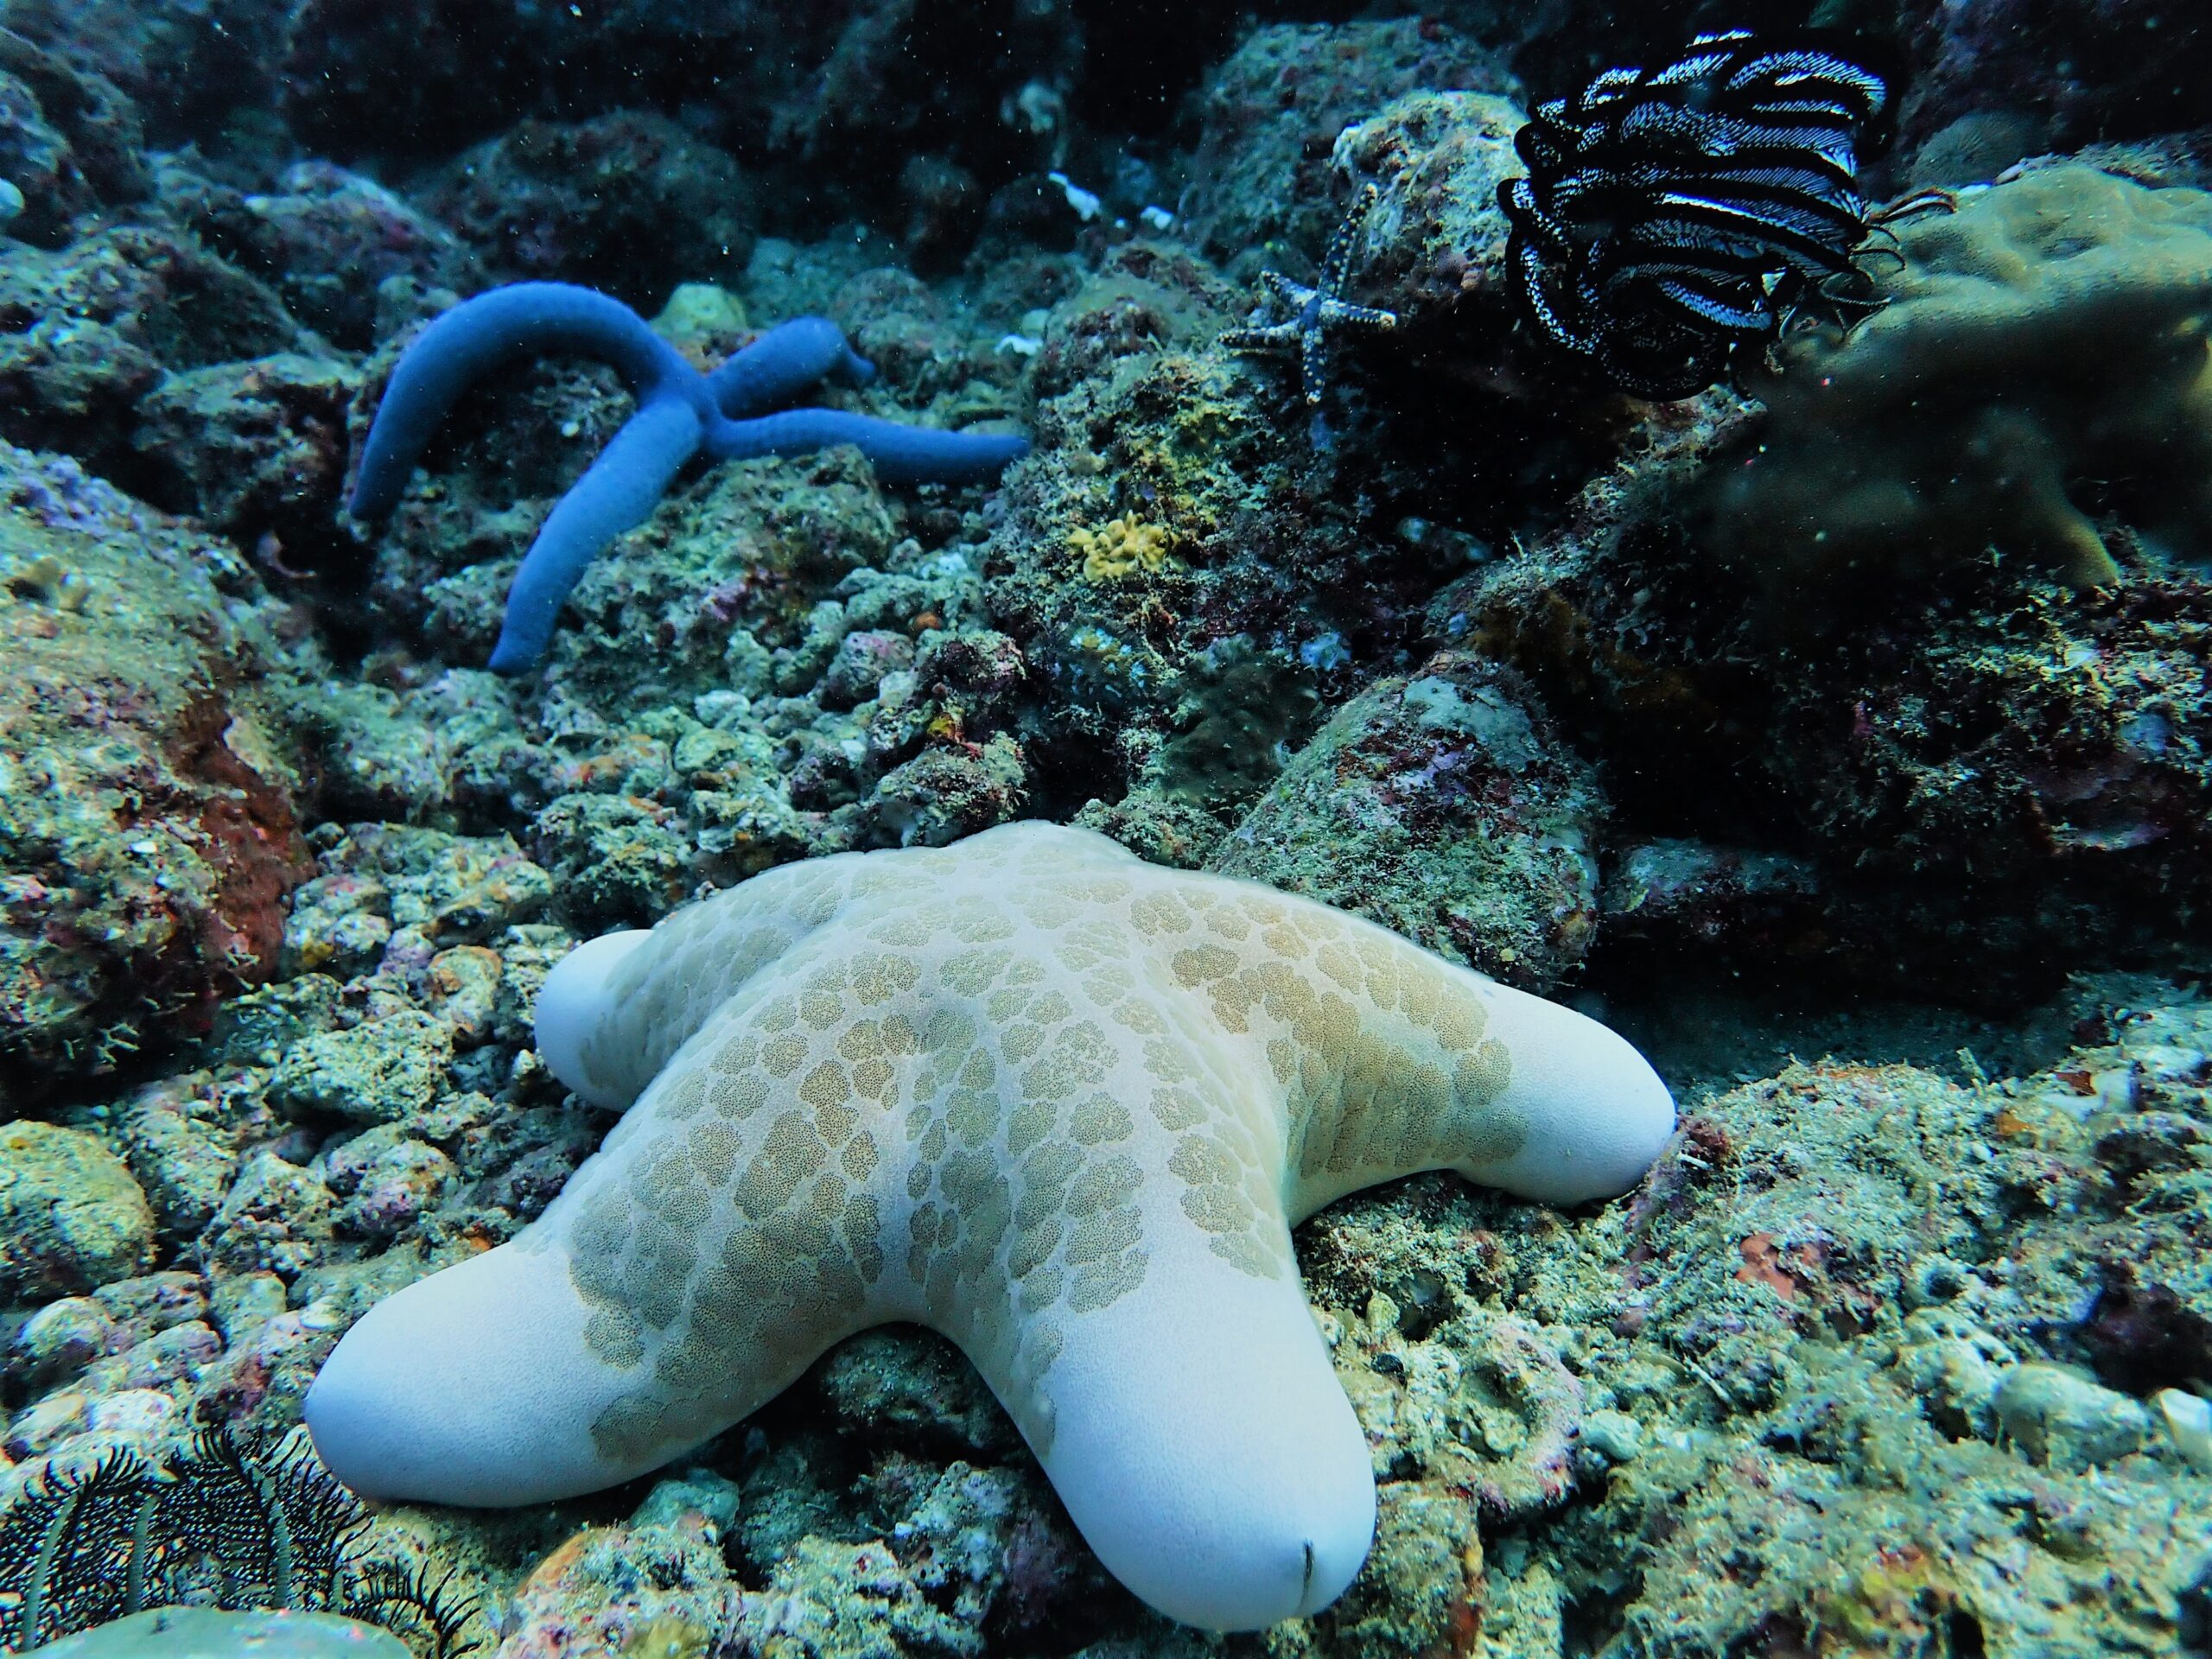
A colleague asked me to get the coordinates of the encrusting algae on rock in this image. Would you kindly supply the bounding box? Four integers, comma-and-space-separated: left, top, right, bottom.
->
1069, 514, 1174, 582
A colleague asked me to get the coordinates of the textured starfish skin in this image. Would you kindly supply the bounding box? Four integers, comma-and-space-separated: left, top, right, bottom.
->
346, 283, 1028, 671
305, 824, 1673, 1630
1224, 183, 1400, 412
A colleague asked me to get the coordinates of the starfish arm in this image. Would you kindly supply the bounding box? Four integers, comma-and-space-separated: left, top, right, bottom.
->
1324, 300, 1401, 331
1457, 976, 1682, 1201
349, 281, 700, 521
993, 1223, 1374, 1630
1261, 270, 1313, 306
1112, 864, 1675, 1218
1322, 182, 1380, 291
705, 407, 1028, 485
302, 995, 890, 1507
706, 316, 876, 418
1221, 321, 1300, 353
309, 948, 910, 1507
302, 1229, 652, 1507
1300, 327, 1329, 405
1173, 890, 1676, 1217
486, 391, 703, 673
536, 849, 887, 1109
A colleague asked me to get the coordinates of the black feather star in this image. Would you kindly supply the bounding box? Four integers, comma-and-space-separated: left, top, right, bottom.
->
0, 1427, 483, 1656
1500, 30, 1900, 398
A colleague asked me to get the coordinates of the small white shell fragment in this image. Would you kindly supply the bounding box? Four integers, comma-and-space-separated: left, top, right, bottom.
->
1046, 169, 1103, 221
1581, 1408, 1644, 1464
2154, 1387, 2212, 1471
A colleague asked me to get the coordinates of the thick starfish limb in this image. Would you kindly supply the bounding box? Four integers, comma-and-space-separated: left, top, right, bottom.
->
706, 407, 1030, 485
304, 1238, 652, 1507
309, 950, 899, 1505
487, 393, 702, 672
537, 850, 902, 1110
349, 283, 705, 520
706, 315, 874, 416
1016, 1217, 1374, 1630
305, 1238, 852, 1510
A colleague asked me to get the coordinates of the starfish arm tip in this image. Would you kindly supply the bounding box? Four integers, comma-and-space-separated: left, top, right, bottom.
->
1031, 1258, 1376, 1629
306, 1243, 628, 1510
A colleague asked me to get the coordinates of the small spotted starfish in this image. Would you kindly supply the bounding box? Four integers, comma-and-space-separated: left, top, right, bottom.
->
1223, 182, 1399, 437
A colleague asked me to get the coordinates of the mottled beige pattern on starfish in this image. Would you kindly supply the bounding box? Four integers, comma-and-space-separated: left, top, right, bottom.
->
551, 826, 1537, 1464
306, 823, 1675, 1631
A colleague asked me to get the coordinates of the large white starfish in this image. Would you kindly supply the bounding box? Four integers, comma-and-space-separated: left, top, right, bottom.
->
305, 823, 1673, 1630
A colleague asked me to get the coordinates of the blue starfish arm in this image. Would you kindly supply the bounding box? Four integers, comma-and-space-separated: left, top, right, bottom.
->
488, 392, 703, 672
708, 316, 877, 415
346, 280, 1030, 672
350, 283, 708, 519
704, 408, 1028, 485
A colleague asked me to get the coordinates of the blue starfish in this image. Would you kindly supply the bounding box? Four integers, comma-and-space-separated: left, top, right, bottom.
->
348, 283, 1030, 671
1223, 184, 1399, 447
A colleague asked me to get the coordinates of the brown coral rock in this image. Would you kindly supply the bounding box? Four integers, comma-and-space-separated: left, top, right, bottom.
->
0, 1120, 156, 1298
1212, 650, 1605, 992
0, 446, 311, 1091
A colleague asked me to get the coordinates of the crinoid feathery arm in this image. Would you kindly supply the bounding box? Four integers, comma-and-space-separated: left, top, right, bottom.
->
346, 282, 1028, 672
